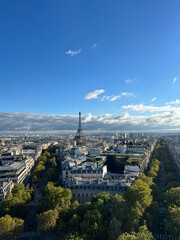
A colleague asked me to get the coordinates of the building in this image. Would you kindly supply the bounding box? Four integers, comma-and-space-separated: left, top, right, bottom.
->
0, 181, 14, 201
0, 160, 34, 184
67, 179, 130, 203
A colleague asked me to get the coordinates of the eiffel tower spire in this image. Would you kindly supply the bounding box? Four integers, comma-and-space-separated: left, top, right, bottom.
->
74, 112, 84, 142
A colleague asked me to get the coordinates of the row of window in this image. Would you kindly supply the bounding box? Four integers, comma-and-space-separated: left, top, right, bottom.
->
0, 175, 16, 179
71, 170, 102, 174
70, 185, 127, 191
0, 170, 15, 174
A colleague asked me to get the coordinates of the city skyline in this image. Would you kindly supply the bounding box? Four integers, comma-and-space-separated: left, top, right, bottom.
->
1, 1, 180, 132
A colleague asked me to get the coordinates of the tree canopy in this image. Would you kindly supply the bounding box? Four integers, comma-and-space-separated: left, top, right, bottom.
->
40, 182, 72, 212
0, 215, 24, 240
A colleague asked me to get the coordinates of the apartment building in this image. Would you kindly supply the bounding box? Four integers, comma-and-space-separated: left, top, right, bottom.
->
0, 180, 14, 200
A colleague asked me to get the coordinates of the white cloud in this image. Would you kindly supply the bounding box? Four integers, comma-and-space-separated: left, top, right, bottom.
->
101, 92, 135, 102
151, 97, 157, 102
125, 79, 133, 84
91, 43, 98, 48
173, 77, 177, 84
109, 96, 121, 101
65, 49, 81, 56
84, 89, 105, 100
122, 103, 180, 113
1, 111, 180, 132
121, 92, 135, 97
101, 95, 120, 102
83, 113, 92, 122
167, 99, 180, 105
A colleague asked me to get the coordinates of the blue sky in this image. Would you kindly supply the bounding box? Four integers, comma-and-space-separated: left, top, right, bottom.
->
0, 0, 180, 132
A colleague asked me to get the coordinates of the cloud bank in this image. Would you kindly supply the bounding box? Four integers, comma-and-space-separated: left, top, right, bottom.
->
0, 105, 180, 133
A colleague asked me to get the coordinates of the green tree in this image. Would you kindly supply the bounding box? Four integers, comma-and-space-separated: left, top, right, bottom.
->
11, 184, 32, 202
42, 150, 51, 158
0, 184, 32, 219
138, 173, 153, 186
118, 232, 137, 240
0, 215, 24, 240
68, 214, 81, 233
165, 187, 180, 207
32, 162, 45, 180
80, 209, 102, 239
148, 159, 160, 179
166, 205, 180, 238
71, 200, 79, 210
37, 209, 59, 232
123, 179, 152, 231
38, 155, 47, 163
151, 184, 163, 202
136, 225, 154, 240
40, 182, 72, 211
108, 217, 122, 240
46, 168, 58, 182
144, 201, 159, 230
49, 157, 57, 167
117, 225, 153, 240
165, 172, 176, 182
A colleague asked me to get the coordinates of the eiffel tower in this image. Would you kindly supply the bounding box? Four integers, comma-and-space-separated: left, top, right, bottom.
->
74, 112, 85, 143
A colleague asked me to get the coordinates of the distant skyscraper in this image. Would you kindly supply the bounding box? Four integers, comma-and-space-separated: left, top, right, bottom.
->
74, 112, 85, 143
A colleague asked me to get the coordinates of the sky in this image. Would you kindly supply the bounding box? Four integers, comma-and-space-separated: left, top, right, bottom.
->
0, 0, 180, 133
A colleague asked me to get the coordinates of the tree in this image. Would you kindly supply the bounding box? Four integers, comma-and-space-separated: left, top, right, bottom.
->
11, 184, 32, 202
124, 179, 152, 208
165, 172, 176, 182
166, 205, 180, 238
80, 209, 103, 239
118, 232, 137, 240
136, 225, 154, 240
71, 200, 79, 210
148, 159, 160, 179
68, 214, 81, 233
117, 225, 153, 240
144, 201, 159, 230
123, 179, 152, 231
46, 168, 58, 182
40, 182, 72, 211
42, 150, 51, 158
0, 215, 24, 240
109, 194, 125, 220
37, 209, 59, 232
165, 181, 180, 191
108, 217, 122, 240
38, 155, 47, 163
138, 173, 153, 187
165, 187, 180, 207
0, 184, 32, 219
151, 184, 163, 202
49, 157, 57, 168
32, 162, 45, 179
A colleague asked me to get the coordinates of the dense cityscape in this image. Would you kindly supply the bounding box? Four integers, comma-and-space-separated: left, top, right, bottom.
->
1, 1, 180, 239
0, 112, 179, 239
